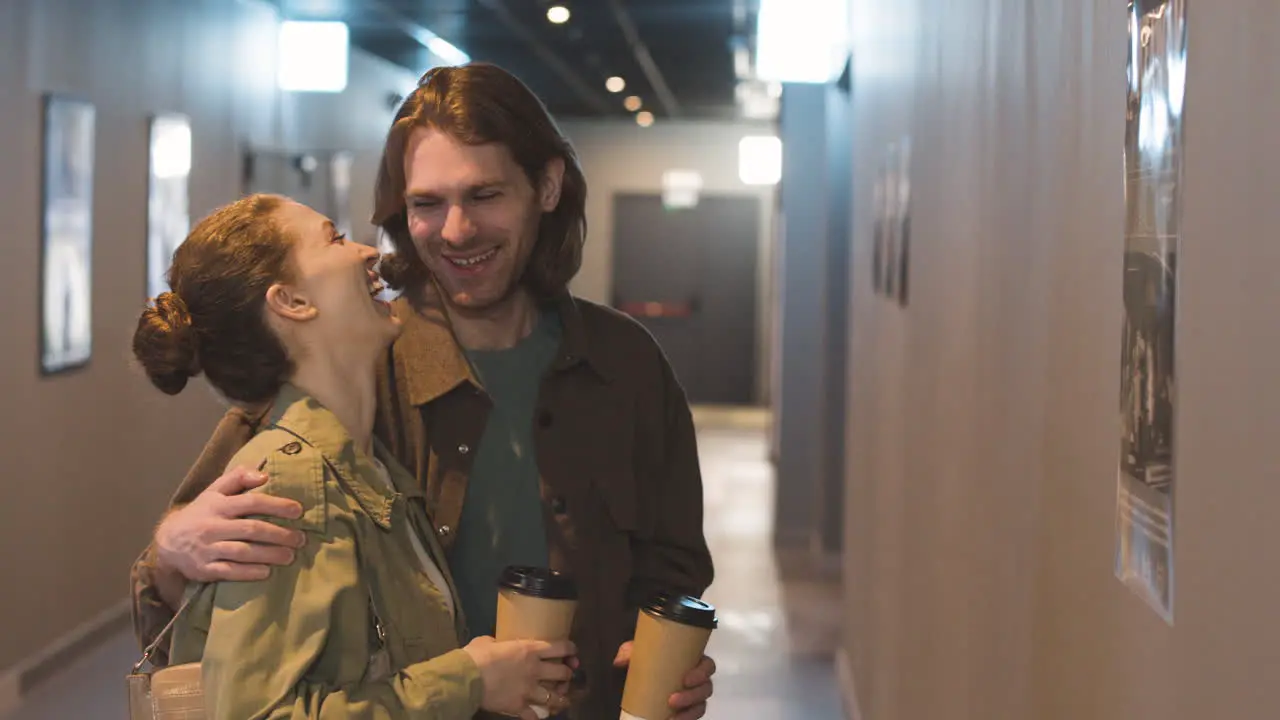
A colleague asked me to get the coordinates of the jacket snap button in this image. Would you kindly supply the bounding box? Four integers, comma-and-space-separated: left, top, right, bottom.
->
458, 443, 470, 455
282, 442, 302, 455
437, 525, 452, 537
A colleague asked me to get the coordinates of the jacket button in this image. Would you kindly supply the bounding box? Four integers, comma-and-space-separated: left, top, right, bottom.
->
537, 410, 553, 428
550, 496, 568, 515
437, 525, 452, 538
458, 443, 470, 455
282, 442, 302, 455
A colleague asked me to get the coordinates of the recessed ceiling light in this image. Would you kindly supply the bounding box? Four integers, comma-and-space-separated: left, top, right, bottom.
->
606, 76, 626, 93
636, 111, 655, 127
547, 5, 570, 24
624, 95, 642, 112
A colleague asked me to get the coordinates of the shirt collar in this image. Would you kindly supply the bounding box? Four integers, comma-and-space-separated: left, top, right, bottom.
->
267, 383, 424, 529
394, 281, 610, 408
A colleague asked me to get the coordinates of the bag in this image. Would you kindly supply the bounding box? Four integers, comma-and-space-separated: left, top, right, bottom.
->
124, 539, 390, 719
125, 589, 205, 720
126, 662, 203, 720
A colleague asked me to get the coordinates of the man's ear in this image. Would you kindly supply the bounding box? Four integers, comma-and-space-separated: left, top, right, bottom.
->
539, 157, 566, 212
264, 283, 318, 323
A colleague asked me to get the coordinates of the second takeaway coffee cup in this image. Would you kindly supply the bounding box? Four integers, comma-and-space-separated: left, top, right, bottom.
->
620, 594, 718, 720
495, 566, 579, 719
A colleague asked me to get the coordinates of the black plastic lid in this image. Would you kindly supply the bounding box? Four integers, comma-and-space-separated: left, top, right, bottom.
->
641, 593, 718, 630
498, 566, 578, 600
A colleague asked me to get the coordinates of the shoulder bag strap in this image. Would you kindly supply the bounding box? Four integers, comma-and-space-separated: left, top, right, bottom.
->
130, 583, 206, 674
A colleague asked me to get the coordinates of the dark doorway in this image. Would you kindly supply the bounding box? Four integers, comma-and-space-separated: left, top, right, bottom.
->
611, 193, 760, 405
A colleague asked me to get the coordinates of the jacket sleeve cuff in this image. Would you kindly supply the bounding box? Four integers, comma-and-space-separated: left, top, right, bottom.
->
404, 647, 485, 716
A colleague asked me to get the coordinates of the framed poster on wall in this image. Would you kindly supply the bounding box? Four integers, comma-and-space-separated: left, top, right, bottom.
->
40, 94, 95, 375
147, 113, 192, 300
871, 162, 885, 294
894, 137, 912, 307
1113, 0, 1186, 624
870, 139, 912, 307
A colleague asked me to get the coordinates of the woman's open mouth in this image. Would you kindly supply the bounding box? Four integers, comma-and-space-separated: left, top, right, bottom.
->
369, 278, 392, 313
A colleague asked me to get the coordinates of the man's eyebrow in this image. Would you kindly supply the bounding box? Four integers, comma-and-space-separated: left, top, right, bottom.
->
406, 181, 507, 197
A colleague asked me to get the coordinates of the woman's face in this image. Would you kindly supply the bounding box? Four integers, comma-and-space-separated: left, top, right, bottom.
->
272, 201, 401, 351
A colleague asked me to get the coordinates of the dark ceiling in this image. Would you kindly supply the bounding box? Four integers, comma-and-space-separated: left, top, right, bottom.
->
278, 0, 759, 120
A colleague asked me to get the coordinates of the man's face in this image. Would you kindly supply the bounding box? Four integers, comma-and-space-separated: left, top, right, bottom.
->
402, 127, 561, 311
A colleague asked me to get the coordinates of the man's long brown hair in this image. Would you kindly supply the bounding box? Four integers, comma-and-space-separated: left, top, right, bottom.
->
372, 63, 588, 299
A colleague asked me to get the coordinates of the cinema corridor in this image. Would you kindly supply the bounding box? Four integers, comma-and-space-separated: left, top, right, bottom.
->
3, 408, 843, 720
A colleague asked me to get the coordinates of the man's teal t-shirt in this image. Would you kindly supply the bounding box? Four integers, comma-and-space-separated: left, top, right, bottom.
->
450, 308, 561, 639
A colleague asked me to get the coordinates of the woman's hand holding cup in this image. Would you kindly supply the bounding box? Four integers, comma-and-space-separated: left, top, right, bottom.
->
463, 636, 576, 719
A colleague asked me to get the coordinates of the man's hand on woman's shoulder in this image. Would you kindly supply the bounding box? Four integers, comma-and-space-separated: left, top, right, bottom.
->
153, 466, 307, 590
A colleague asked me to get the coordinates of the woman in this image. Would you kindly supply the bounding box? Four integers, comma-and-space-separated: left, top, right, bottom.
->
132, 193, 573, 719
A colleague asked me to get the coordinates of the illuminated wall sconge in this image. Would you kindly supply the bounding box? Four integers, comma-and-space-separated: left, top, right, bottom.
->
278, 20, 350, 92
755, 0, 849, 83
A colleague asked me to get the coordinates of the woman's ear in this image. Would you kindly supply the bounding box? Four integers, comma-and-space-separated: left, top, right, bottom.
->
264, 283, 318, 322
539, 157, 566, 212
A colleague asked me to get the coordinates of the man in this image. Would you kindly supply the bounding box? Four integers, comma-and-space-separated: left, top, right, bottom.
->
131, 63, 716, 719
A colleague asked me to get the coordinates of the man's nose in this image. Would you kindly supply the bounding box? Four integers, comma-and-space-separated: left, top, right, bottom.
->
441, 205, 476, 245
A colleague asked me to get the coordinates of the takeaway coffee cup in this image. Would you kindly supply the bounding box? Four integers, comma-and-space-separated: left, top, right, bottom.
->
620, 594, 718, 720
495, 565, 579, 643
495, 566, 579, 719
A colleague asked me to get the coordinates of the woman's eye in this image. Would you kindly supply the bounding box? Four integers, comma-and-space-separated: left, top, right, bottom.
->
332, 233, 347, 244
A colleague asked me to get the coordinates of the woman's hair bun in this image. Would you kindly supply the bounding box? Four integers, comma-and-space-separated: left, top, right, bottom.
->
133, 291, 202, 395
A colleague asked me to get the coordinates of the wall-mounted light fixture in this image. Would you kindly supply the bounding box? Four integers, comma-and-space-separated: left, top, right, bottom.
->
755, 0, 849, 83
278, 20, 350, 92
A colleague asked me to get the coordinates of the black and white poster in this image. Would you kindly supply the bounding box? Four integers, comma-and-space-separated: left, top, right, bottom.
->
1115, 0, 1185, 624
40, 95, 95, 375
147, 114, 192, 300
871, 155, 886, 295
870, 139, 911, 306
893, 137, 911, 307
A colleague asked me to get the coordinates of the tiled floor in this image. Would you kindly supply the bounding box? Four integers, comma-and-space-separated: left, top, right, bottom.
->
696, 412, 844, 720
4, 410, 843, 719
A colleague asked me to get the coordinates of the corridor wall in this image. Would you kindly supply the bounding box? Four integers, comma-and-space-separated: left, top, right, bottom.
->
841, 1, 1280, 719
